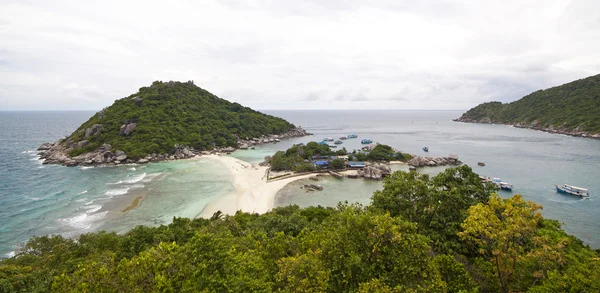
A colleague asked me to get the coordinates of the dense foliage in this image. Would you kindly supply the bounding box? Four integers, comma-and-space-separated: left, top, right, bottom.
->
67, 81, 296, 159
269, 142, 339, 171
457, 73, 600, 134
270, 143, 411, 172
2, 166, 599, 292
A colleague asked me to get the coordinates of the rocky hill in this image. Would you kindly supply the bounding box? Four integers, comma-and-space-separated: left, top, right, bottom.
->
38, 81, 309, 166
455, 74, 600, 138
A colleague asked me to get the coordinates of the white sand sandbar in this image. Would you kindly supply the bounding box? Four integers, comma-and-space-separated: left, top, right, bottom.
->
200, 154, 313, 217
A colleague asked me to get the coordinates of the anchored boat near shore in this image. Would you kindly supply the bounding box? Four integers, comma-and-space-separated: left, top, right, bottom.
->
556, 184, 589, 197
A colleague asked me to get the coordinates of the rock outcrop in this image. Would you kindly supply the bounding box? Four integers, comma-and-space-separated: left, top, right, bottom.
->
408, 156, 462, 167
37, 126, 309, 167
84, 124, 103, 138
119, 123, 137, 136
235, 127, 312, 149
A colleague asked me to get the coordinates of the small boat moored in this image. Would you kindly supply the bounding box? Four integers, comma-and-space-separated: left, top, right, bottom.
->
339, 136, 347, 140
347, 134, 358, 138
492, 178, 513, 191
556, 184, 589, 197
422, 147, 429, 152
361, 139, 373, 144
323, 137, 334, 142
334, 140, 343, 144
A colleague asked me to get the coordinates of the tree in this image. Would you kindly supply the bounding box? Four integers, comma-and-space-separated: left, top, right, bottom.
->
330, 158, 345, 170
458, 194, 543, 293
371, 165, 491, 253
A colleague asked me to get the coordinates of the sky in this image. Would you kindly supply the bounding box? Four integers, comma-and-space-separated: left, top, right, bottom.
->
1, 0, 599, 111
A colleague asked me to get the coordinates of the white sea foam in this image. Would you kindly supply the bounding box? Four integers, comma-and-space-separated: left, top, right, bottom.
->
77, 190, 88, 195
59, 211, 108, 230
129, 184, 145, 189
80, 166, 93, 170
83, 204, 103, 213
105, 187, 129, 197
75, 197, 88, 203
5, 251, 15, 258
128, 167, 136, 171
124, 173, 146, 184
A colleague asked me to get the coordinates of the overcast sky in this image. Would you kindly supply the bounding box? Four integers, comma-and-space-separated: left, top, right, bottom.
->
1, 0, 599, 110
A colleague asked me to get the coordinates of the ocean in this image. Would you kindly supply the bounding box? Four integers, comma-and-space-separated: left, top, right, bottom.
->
1, 110, 599, 257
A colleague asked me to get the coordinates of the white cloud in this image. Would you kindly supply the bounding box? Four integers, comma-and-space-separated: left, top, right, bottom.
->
0, 0, 599, 110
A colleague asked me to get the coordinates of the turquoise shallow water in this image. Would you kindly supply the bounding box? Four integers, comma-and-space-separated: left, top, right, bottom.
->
264, 110, 600, 249
1, 110, 599, 257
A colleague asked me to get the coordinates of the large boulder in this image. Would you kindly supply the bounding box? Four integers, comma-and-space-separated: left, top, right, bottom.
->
37, 142, 53, 151
84, 124, 103, 138
119, 123, 137, 136
114, 150, 126, 157
77, 140, 89, 148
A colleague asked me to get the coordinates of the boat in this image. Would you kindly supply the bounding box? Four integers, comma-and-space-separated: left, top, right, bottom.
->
334, 140, 343, 145
347, 134, 358, 138
329, 145, 338, 148
339, 136, 347, 140
317, 141, 328, 145
323, 137, 334, 142
556, 184, 589, 197
422, 147, 429, 152
492, 178, 513, 191
361, 139, 373, 144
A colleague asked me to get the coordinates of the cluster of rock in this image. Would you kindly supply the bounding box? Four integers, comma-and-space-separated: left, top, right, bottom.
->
407, 155, 461, 167
237, 127, 311, 149
456, 118, 600, 140
513, 121, 600, 139
37, 126, 311, 167
356, 163, 392, 180
302, 184, 324, 191
38, 141, 201, 166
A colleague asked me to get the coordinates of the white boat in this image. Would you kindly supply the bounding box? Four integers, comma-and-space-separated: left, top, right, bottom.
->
556, 184, 589, 197
492, 178, 513, 191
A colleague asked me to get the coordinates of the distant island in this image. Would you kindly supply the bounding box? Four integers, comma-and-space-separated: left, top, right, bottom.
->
455, 73, 600, 139
37, 81, 309, 166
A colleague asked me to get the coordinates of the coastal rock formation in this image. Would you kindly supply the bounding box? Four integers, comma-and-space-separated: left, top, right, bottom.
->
408, 156, 462, 167
235, 127, 312, 149
304, 184, 324, 191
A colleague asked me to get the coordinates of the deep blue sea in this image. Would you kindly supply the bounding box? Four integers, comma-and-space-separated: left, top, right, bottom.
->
1, 110, 599, 257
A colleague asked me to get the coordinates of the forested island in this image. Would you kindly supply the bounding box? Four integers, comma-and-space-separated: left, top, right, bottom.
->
455, 73, 600, 138
1, 166, 598, 292
37, 81, 309, 166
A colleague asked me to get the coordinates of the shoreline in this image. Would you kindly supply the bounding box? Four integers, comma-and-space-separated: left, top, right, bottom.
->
199, 154, 314, 216
454, 119, 600, 140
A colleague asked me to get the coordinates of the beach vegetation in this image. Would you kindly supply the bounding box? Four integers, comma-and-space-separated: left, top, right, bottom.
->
2, 166, 599, 292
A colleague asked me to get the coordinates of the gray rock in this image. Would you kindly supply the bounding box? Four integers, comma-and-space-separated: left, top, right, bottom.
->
37, 142, 53, 151
84, 124, 103, 138
114, 160, 121, 164
116, 155, 127, 161
119, 123, 137, 136
77, 140, 89, 148
137, 159, 149, 164
115, 150, 125, 157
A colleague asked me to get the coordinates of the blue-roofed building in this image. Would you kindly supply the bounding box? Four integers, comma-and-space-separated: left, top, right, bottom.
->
348, 161, 366, 168
314, 161, 329, 168
311, 155, 330, 161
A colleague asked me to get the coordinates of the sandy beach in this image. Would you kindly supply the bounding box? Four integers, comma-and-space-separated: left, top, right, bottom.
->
199, 154, 313, 217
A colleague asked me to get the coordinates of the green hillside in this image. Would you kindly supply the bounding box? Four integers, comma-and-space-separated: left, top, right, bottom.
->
65, 81, 296, 159
456, 74, 600, 135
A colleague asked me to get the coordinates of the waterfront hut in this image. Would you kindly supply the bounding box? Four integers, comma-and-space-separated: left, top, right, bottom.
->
314, 161, 329, 169
348, 161, 366, 168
